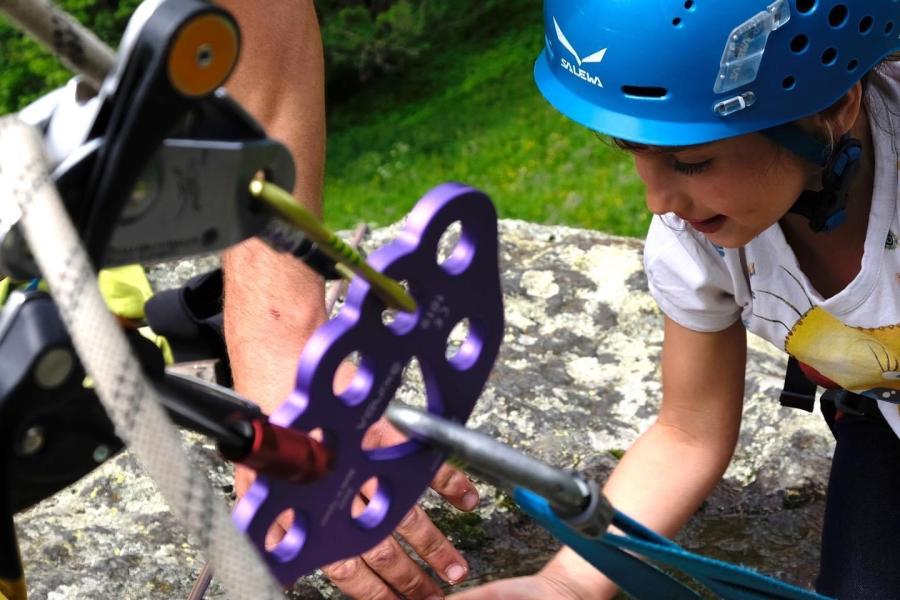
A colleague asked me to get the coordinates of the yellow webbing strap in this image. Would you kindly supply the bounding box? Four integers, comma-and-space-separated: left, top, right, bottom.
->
0, 577, 26, 600
97, 264, 153, 320
0, 265, 173, 364
0, 278, 11, 306
97, 265, 174, 364
1, 266, 152, 315
2, 265, 152, 318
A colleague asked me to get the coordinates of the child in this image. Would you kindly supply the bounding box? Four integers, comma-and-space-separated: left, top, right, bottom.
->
454, 1, 900, 599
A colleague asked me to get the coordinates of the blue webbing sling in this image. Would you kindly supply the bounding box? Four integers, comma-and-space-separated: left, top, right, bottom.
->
515, 488, 831, 600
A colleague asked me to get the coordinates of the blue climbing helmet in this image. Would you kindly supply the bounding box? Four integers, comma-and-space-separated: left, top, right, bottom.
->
534, 0, 900, 147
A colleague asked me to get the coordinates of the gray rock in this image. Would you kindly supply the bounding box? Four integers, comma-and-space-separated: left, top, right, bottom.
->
13, 220, 832, 599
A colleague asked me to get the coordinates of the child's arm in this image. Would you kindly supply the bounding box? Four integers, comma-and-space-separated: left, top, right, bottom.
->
452, 316, 747, 600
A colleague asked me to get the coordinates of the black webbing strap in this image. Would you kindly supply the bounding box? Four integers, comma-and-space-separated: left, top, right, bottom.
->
145, 269, 228, 368
779, 356, 817, 412
820, 389, 884, 420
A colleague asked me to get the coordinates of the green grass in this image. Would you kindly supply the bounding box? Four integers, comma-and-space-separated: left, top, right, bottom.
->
323, 8, 650, 237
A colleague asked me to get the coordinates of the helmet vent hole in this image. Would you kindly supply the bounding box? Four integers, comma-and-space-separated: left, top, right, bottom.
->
821, 47, 838, 65
782, 76, 797, 90
683, 0, 695, 9
795, 0, 816, 15
621, 85, 668, 99
828, 5, 848, 27
885, 22, 895, 35
790, 34, 809, 53
859, 16, 874, 33
847, 59, 859, 71
672, 17, 682, 26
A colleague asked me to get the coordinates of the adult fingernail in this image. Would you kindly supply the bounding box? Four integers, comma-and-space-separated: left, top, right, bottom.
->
446, 563, 466, 583
462, 491, 478, 510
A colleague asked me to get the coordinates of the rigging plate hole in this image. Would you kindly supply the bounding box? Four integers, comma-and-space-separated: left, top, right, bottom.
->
352, 476, 392, 529
334, 351, 374, 407
266, 509, 307, 563
362, 358, 428, 460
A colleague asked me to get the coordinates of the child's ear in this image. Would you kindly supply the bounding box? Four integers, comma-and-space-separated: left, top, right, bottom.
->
792, 82, 864, 144
814, 82, 865, 139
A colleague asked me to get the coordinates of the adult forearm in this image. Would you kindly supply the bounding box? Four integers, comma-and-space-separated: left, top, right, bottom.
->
541, 419, 737, 599
223, 243, 325, 412
217, 0, 326, 190
218, 0, 327, 412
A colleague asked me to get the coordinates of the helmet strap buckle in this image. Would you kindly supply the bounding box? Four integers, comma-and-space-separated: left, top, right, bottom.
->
787, 134, 862, 233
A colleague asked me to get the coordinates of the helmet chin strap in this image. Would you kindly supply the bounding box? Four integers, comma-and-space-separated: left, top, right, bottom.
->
762, 123, 863, 233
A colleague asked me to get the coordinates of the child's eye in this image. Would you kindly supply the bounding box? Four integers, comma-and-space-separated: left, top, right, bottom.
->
673, 159, 712, 175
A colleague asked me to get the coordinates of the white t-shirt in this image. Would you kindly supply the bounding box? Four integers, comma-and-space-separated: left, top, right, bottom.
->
643, 63, 900, 439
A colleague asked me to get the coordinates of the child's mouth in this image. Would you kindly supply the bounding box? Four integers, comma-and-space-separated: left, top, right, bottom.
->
686, 214, 726, 234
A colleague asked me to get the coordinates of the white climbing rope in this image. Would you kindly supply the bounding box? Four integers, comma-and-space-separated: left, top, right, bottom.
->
0, 116, 283, 600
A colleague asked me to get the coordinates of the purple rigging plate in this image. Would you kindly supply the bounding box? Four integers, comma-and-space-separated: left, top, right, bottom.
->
232, 182, 504, 585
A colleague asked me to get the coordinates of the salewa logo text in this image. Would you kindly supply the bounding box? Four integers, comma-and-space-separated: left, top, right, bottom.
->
553, 17, 606, 88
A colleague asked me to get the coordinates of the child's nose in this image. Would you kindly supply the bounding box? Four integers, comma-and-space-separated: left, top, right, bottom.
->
644, 182, 691, 217
634, 156, 692, 217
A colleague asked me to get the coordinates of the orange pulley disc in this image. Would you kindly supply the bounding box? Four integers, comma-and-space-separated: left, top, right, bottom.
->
167, 13, 239, 98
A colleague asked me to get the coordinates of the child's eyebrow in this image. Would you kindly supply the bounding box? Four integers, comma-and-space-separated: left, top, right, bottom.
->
657, 142, 712, 153
610, 136, 711, 154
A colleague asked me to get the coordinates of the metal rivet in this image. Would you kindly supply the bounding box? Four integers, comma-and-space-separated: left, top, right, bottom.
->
93, 445, 111, 463
197, 43, 214, 67
20, 426, 45, 455
34, 347, 75, 390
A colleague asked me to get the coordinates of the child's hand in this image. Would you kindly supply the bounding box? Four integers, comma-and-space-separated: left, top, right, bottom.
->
448, 571, 595, 600
450, 545, 619, 600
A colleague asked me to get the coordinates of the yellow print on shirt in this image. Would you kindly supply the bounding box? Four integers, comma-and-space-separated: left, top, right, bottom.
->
785, 307, 900, 402
754, 268, 900, 405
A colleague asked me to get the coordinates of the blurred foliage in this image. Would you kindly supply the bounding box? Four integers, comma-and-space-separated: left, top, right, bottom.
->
0, 0, 140, 114
316, 0, 513, 102
1, 0, 512, 112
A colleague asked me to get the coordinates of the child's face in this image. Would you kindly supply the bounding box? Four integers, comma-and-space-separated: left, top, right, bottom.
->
630, 133, 815, 248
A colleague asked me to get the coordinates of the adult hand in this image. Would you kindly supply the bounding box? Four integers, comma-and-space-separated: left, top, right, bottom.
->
236, 417, 480, 600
